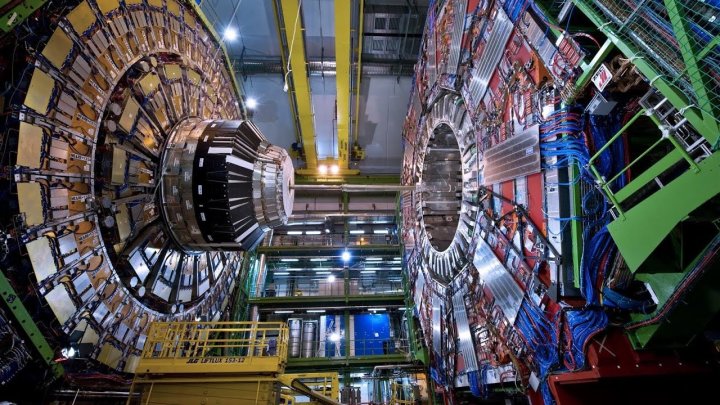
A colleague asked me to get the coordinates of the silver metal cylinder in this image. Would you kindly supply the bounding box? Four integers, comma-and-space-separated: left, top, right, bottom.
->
159, 118, 294, 251
288, 318, 302, 358
301, 320, 318, 358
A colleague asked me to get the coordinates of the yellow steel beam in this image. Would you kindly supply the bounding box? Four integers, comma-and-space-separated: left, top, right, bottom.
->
353, 0, 365, 145
335, 0, 351, 168
280, 0, 318, 169
271, 0, 302, 146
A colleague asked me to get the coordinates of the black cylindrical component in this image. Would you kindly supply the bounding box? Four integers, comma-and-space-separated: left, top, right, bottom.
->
160, 118, 294, 252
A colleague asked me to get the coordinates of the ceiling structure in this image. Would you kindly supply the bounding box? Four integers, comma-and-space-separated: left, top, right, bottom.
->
200, 0, 428, 175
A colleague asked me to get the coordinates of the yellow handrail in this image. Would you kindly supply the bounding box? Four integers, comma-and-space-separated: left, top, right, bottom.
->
142, 321, 288, 360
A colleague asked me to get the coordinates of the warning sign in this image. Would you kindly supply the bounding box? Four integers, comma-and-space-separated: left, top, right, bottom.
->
591, 64, 613, 92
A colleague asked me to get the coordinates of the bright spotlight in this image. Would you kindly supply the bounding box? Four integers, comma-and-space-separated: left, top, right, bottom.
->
327, 275, 336, 282
318, 165, 328, 175
341, 250, 351, 262
61, 347, 76, 358
223, 26, 238, 42
329, 333, 340, 342
246, 97, 258, 109
330, 164, 339, 175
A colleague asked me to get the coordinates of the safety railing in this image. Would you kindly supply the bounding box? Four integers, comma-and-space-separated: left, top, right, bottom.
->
585, 92, 704, 219
390, 383, 418, 405
288, 338, 411, 359
269, 234, 399, 247
138, 321, 289, 374
254, 278, 405, 298
278, 372, 340, 404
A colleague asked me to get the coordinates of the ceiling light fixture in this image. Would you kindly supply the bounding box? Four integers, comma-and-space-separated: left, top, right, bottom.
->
223, 26, 238, 42
246, 97, 258, 109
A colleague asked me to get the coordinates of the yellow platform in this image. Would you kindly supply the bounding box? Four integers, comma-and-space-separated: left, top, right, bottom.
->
129, 321, 341, 405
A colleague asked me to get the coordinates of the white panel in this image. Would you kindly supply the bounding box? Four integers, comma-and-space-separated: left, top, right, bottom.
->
240, 75, 296, 153
357, 76, 412, 173
310, 76, 338, 159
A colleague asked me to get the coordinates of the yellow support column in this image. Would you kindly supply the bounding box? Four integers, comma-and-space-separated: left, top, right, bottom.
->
335, 0, 351, 169
280, 0, 318, 169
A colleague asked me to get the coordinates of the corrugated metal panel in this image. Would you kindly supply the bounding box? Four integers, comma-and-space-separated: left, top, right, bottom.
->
483, 124, 541, 185
446, 0, 467, 74
432, 293, 443, 355
467, 7, 513, 104
426, 28, 437, 88
473, 239, 524, 324
452, 287, 478, 373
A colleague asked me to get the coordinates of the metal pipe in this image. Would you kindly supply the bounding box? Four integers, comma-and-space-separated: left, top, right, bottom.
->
51, 390, 138, 399
292, 184, 416, 192
372, 364, 420, 376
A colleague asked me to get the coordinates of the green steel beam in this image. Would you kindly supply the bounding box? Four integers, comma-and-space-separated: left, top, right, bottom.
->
0, 271, 63, 378
628, 234, 720, 348
257, 245, 402, 255
249, 294, 405, 307
343, 191, 349, 246
663, 0, 718, 120
607, 151, 720, 271
614, 148, 683, 204
569, 39, 616, 103
569, 165, 583, 289
287, 354, 410, 369
697, 35, 720, 61
571, 0, 720, 145
0, 0, 46, 32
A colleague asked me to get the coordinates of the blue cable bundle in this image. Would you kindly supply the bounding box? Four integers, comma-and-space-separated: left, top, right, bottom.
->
539, 108, 592, 184
467, 365, 491, 398
588, 114, 626, 190
580, 226, 614, 304
540, 382, 555, 405
430, 366, 444, 386
467, 370, 483, 397
501, 0, 529, 22
515, 299, 559, 379
564, 309, 608, 370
